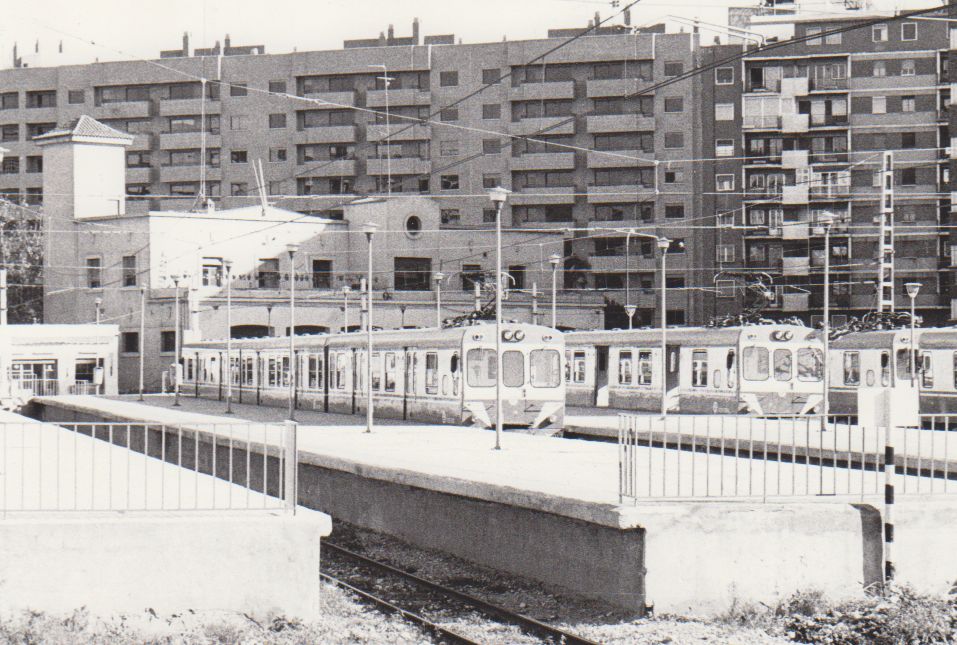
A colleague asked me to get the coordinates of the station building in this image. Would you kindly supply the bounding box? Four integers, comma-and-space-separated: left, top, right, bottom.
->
38, 116, 604, 393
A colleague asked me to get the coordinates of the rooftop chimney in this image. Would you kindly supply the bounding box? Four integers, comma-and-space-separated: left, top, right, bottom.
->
594, 12, 601, 27
225, 33, 231, 50
387, 24, 395, 43
412, 17, 420, 44
182, 31, 189, 56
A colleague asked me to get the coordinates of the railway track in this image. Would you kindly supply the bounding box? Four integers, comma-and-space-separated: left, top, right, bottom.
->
322, 541, 600, 645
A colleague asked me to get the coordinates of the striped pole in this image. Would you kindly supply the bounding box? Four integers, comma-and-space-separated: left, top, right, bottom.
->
882, 390, 895, 583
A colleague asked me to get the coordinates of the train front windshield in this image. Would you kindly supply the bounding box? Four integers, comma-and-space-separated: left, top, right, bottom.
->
466, 348, 562, 389
742, 347, 824, 382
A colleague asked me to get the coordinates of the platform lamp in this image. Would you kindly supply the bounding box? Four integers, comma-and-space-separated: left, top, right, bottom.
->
138, 286, 146, 401
363, 222, 378, 434
171, 274, 183, 407
488, 186, 511, 450
341, 284, 351, 333
812, 212, 834, 424
905, 282, 922, 387
223, 259, 234, 414
548, 253, 561, 328
434, 271, 445, 328
624, 304, 637, 331
657, 237, 671, 419
286, 243, 299, 421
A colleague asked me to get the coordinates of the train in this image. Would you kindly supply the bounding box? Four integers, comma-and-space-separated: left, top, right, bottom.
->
563, 325, 824, 416
180, 323, 566, 429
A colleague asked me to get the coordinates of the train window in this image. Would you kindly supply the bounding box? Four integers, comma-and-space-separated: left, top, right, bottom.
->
503, 351, 524, 387
186, 358, 194, 381
281, 356, 291, 387
797, 348, 823, 382
880, 351, 891, 387
308, 355, 323, 389
773, 349, 792, 382
243, 357, 255, 385
637, 350, 653, 385
726, 350, 736, 385
843, 352, 860, 386
530, 349, 561, 388
408, 353, 417, 394
565, 351, 572, 382
384, 352, 396, 392
336, 353, 347, 389
467, 349, 496, 387
742, 347, 769, 381
230, 357, 241, 386
921, 353, 933, 388
573, 351, 587, 383
865, 370, 875, 387
691, 351, 708, 387
451, 353, 460, 374
953, 352, 957, 389
618, 351, 633, 385
371, 353, 382, 391
896, 349, 913, 381
425, 352, 439, 393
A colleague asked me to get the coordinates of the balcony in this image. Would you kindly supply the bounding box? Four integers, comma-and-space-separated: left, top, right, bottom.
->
781, 113, 809, 133
301, 159, 357, 177
782, 293, 810, 312
366, 89, 430, 108
585, 114, 653, 134
781, 150, 809, 168
809, 77, 848, 92
781, 221, 809, 240
511, 152, 576, 171
586, 78, 645, 98
366, 157, 430, 175
159, 132, 221, 149
810, 151, 849, 165
509, 186, 577, 206
809, 184, 850, 199
159, 98, 219, 117
125, 167, 154, 184
781, 256, 810, 276
809, 114, 848, 128
297, 125, 359, 144
587, 150, 647, 169
780, 77, 809, 98
745, 152, 782, 166
781, 184, 809, 204
509, 81, 575, 101
743, 115, 781, 130
299, 91, 356, 109
366, 123, 430, 142
93, 101, 151, 119
746, 80, 782, 94
509, 117, 574, 137
586, 185, 653, 204
159, 165, 221, 183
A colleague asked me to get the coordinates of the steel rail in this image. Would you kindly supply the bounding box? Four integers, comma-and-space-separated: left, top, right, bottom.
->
319, 572, 479, 645
323, 541, 600, 645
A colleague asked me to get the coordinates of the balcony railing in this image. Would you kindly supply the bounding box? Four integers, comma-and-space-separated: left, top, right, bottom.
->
743, 115, 781, 129
809, 78, 848, 91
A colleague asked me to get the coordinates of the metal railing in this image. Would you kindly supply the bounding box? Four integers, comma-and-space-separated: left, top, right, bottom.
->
10, 378, 59, 397
619, 414, 956, 503
1, 421, 297, 514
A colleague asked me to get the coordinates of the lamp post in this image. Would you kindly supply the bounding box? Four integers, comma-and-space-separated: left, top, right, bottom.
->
138, 286, 146, 401
94, 297, 102, 324
624, 304, 637, 330
369, 65, 393, 197
548, 253, 561, 328
266, 304, 273, 336
172, 274, 182, 407
287, 244, 299, 421
905, 282, 922, 387
341, 285, 351, 333
224, 259, 234, 414
489, 186, 511, 450
363, 223, 378, 433
625, 228, 634, 329
434, 271, 445, 328
813, 213, 834, 422
399, 304, 406, 329
657, 237, 671, 418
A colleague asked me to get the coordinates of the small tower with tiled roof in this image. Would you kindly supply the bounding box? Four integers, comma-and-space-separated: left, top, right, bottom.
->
35, 115, 133, 220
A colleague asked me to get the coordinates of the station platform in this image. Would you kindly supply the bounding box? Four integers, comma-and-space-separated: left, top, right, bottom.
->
26, 394, 951, 616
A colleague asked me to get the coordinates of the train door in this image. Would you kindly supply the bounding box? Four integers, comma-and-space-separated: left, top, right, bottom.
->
350, 348, 358, 414
665, 344, 681, 401
594, 346, 609, 407
323, 346, 330, 413
402, 347, 412, 421
217, 351, 224, 401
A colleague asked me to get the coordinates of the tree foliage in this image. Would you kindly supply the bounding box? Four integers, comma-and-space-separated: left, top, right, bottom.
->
0, 201, 43, 323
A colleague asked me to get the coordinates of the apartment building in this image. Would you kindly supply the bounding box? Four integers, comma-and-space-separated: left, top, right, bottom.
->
730, 4, 952, 325
0, 20, 720, 328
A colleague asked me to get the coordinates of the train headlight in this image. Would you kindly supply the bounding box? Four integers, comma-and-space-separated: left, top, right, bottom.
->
502, 330, 514, 342
513, 330, 525, 341
771, 330, 794, 342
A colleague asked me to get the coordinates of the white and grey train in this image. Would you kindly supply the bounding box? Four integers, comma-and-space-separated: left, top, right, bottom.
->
180, 323, 565, 429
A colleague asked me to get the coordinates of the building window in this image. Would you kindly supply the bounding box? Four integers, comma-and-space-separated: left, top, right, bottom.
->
1, 157, 18, 174
230, 150, 248, 164
715, 103, 734, 121
268, 80, 287, 94
482, 173, 501, 189
394, 257, 431, 291
872, 96, 886, 114
461, 264, 483, 291
665, 204, 684, 219
663, 61, 683, 77
26, 90, 57, 108
901, 59, 916, 76
663, 97, 684, 113
86, 258, 102, 289
258, 258, 279, 289
1, 124, 17, 142
716, 139, 734, 157
268, 181, 283, 195
901, 96, 915, 113
201, 258, 223, 287
121, 332, 139, 355
664, 169, 683, 184
901, 22, 917, 41
664, 132, 684, 149
826, 30, 842, 45
312, 259, 332, 289
0, 92, 18, 109
873, 24, 888, 42
440, 174, 460, 190
483, 208, 497, 223
230, 83, 248, 97
441, 209, 460, 224
715, 67, 734, 84
268, 113, 287, 128
122, 255, 137, 287
872, 61, 886, 77
440, 71, 459, 87
160, 331, 176, 354
231, 182, 249, 196
901, 167, 917, 185
230, 115, 247, 130
717, 245, 735, 262
269, 147, 287, 162
482, 68, 500, 85
440, 108, 458, 121
68, 90, 85, 104
482, 139, 501, 154
806, 27, 823, 46
901, 132, 916, 148
716, 174, 735, 191
439, 140, 459, 157
482, 103, 501, 119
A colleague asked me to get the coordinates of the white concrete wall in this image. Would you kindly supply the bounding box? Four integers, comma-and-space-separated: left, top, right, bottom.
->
892, 499, 957, 595
72, 143, 128, 218
0, 511, 330, 618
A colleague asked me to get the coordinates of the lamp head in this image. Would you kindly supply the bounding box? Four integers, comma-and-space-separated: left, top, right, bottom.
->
223, 259, 233, 272
94, 297, 102, 307
487, 186, 511, 205
548, 253, 562, 268
657, 237, 672, 251
362, 222, 378, 238
434, 271, 446, 283
286, 243, 300, 258
342, 285, 351, 295
905, 282, 922, 299
624, 304, 637, 317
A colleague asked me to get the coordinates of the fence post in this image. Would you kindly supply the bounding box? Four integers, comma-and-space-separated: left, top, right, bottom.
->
882, 389, 895, 584
283, 420, 298, 515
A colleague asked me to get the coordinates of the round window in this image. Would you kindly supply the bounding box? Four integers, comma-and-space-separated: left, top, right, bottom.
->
405, 215, 422, 238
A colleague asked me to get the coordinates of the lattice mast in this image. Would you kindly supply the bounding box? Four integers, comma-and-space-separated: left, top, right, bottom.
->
876, 151, 895, 312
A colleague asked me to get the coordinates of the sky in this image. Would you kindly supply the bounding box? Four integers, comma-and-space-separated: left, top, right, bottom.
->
0, 0, 939, 69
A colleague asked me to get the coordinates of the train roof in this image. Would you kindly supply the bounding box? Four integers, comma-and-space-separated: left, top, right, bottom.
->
830, 330, 916, 350
916, 329, 957, 349
564, 324, 815, 348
